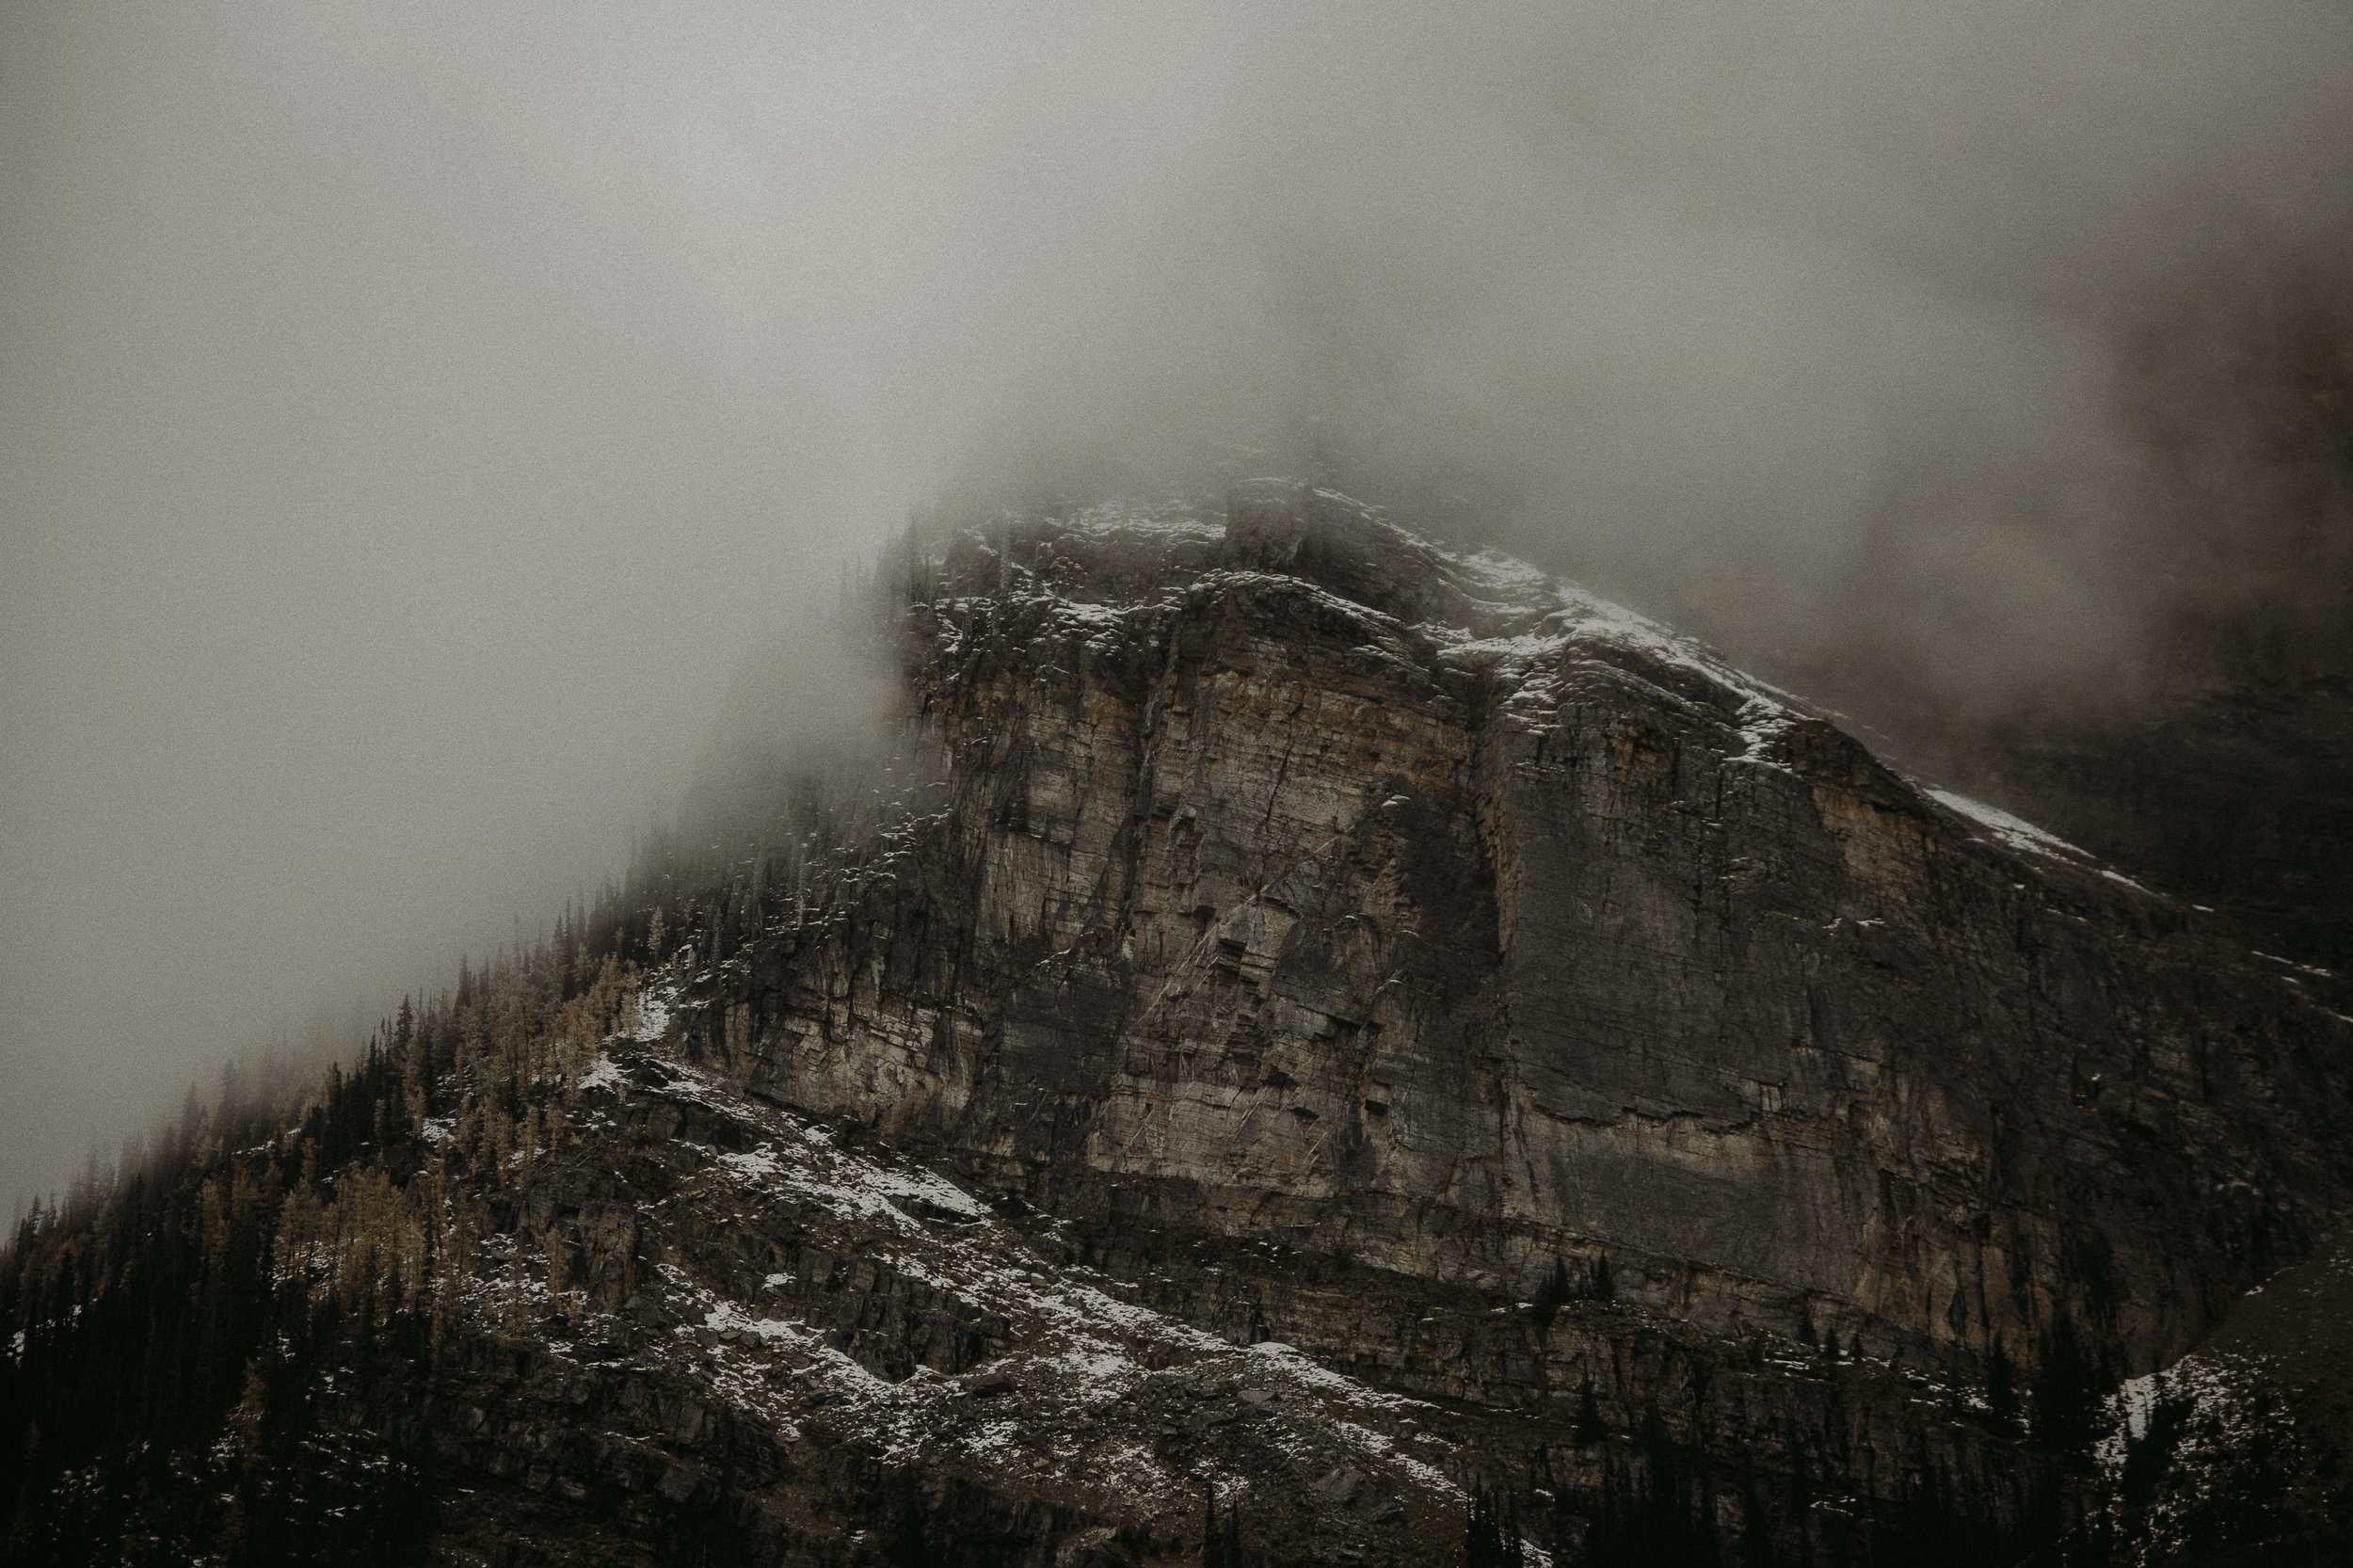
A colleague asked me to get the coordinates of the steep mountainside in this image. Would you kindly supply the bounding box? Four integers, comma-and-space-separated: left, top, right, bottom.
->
6, 483, 2349, 1566
1934, 680, 2353, 978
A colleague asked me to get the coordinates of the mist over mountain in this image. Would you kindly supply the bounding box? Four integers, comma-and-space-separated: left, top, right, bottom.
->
5, 0, 2350, 1320
6, 487, 2349, 1564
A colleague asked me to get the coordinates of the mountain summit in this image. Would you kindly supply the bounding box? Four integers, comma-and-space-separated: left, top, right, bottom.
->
7, 483, 2350, 1565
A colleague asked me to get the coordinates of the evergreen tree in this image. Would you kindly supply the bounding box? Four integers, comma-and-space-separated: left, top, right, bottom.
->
1533, 1257, 1575, 1331
1202, 1491, 1246, 1568
1985, 1336, 2019, 1426
2030, 1316, 2112, 1455
887, 1468, 936, 1568
1465, 1480, 1526, 1568
1575, 1381, 1608, 1447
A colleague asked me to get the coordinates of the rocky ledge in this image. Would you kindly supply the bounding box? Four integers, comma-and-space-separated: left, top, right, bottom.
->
9, 482, 2348, 1566
636, 480, 2353, 1560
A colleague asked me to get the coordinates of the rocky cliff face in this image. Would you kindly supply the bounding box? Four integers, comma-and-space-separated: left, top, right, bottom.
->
1933, 680, 2353, 978
698, 482, 2350, 1382
8, 483, 2350, 1566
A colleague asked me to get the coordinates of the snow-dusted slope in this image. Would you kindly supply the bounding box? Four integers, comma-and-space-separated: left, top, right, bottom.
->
430, 988, 1529, 1563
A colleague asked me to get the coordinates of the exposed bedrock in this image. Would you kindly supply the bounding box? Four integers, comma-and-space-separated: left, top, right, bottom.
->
683, 482, 2352, 1397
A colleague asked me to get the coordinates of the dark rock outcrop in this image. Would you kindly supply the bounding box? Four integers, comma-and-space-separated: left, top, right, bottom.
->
8, 483, 2349, 1566
702, 482, 2351, 1388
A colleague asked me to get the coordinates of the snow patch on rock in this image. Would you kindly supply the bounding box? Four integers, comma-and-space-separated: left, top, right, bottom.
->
1928, 790, 2149, 891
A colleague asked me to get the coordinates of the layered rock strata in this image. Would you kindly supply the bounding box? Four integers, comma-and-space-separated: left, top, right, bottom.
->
690, 483, 2352, 1403
13, 482, 2348, 1566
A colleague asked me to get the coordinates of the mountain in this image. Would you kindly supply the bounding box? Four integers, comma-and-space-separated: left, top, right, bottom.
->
6, 481, 2350, 1566
1928, 673, 2353, 980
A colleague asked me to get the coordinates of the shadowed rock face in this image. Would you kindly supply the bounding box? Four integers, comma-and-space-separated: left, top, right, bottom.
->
693, 482, 2353, 1397
1939, 680, 2353, 975
11, 483, 2349, 1566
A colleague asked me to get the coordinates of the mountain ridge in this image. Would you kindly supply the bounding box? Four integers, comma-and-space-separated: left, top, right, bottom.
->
6, 480, 2348, 1565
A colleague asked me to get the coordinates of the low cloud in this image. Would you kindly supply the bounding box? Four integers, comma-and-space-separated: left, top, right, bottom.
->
6, 0, 2348, 1203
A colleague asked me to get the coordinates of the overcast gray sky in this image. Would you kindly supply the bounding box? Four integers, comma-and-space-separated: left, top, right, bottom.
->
6, 0, 2349, 1206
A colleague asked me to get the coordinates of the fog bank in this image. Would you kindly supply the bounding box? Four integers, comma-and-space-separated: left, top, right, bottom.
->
7, 0, 2350, 1204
